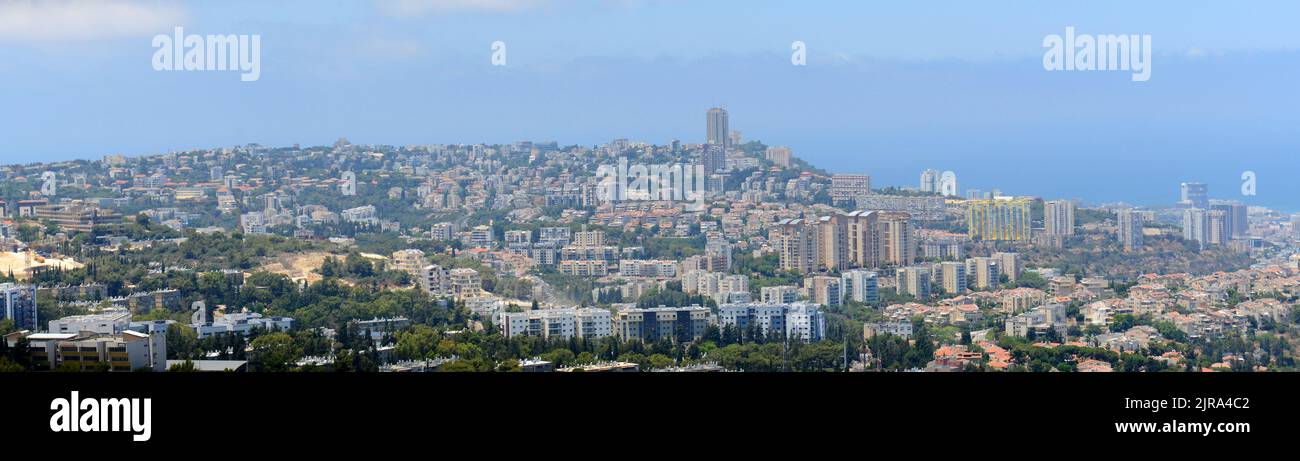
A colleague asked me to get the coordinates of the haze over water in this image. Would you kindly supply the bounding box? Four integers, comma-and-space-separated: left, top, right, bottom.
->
3, 1, 1298, 212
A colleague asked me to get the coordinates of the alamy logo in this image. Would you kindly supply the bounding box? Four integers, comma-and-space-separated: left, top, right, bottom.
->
1043, 26, 1151, 82
492, 41, 507, 66
340, 171, 357, 196
596, 157, 706, 205
1241, 170, 1256, 196
40, 171, 57, 196
152, 27, 261, 82
49, 391, 152, 442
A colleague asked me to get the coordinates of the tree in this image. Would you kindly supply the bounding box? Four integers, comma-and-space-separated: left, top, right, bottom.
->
166, 323, 200, 360
333, 350, 355, 372
344, 252, 375, 278
54, 362, 84, 372
394, 325, 439, 360
0, 355, 25, 372
167, 360, 198, 372
1016, 271, 1048, 290
496, 359, 522, 372
249, 332, 302, 372
320, 257, 342, 277
647, 354, 675, 370
1109, 314, 1137, 333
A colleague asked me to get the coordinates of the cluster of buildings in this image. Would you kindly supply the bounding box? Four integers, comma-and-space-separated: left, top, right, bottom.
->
1182, 202, 1249, 250
496, 302, 826, 343
1, 287, 295, 372
862, 256, 1300, 371
6, 107, 1300, 375
5, 308, 169, 372
893, 252, 1020, 299
682, 270, 751, 304
775, 210, 915, 274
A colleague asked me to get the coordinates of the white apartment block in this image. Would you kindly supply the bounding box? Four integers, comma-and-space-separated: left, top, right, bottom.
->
195, 312, 295, 339
539, 227, 572, 245
469, 225, 495, 247
619, 259, 679, 278
48, 310, 132, 335
498, 308, 613, 340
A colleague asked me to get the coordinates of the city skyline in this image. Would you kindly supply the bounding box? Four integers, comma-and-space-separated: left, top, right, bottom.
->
9, 131, 1276, 214
3, 1, 1299, 210
5, 1, 1298, 446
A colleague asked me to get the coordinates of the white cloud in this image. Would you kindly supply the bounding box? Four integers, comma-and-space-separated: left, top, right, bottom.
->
0, 0, 186, 42
375, 0, 550, 16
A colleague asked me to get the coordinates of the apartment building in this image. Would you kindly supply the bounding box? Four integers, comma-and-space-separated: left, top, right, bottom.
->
32, 204, 123, 233
966, 197, 1033, 242
841, 270, 879, 303
614, 306, 713, 342
24, 329, 166, 372
48, 310, 132, 335
896, 266, 932, 299
498, 308, 613, 340
391, 249, 427, 278
0, 283, 38, 331
718, 302, 826, 342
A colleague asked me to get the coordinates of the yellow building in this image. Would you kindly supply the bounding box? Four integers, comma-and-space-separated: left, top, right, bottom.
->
966, 198, 1033, 241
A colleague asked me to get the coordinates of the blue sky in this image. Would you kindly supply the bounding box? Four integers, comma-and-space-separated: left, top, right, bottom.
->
2, 0, 1299, 210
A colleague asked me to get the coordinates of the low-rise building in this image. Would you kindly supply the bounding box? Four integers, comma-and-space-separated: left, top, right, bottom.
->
23, 329, 166, 372
195, 312, 295, 339
48, 310, 132, 335
618, 259, 679, 278
558, 259, 608, 277
557, 361, 638, 372
863, 321, 913, 339
33, 204, 123, 233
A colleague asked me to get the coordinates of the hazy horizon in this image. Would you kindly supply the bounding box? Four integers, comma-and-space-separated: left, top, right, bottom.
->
4, 0, 1298, 211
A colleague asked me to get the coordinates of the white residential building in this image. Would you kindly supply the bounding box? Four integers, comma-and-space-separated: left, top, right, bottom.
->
48, 310, 132, 335
498, 308, 613, 340
195, 312, 295, 339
